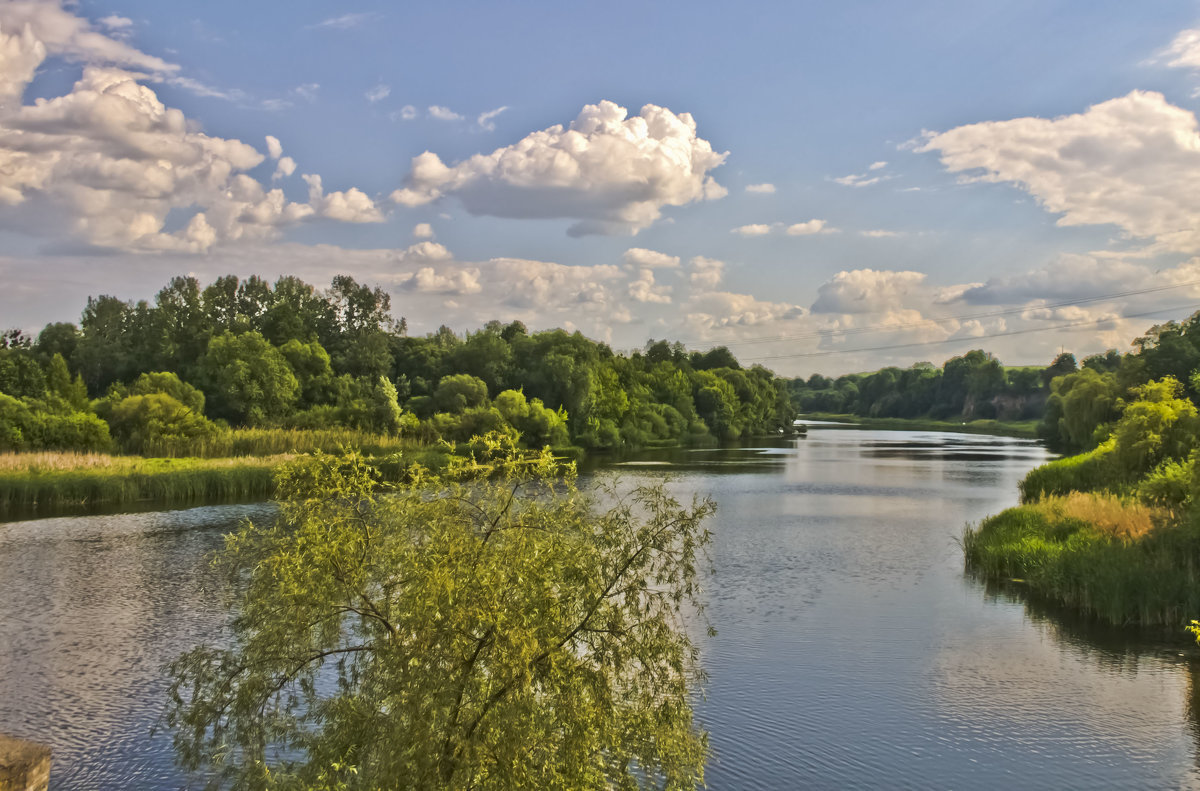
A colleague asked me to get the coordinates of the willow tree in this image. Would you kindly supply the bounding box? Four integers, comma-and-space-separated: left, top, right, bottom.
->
166, 436, 714, 790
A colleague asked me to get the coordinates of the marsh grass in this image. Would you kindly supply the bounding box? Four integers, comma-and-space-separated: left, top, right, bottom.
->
142, 428, 416, 458
964, 493, 1200, 627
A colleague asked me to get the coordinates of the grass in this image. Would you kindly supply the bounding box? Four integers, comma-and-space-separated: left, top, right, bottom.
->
800, 413, 1039, 438
0, 443, 457, 519
141, 427, 416, 458
963, 492, 1200, 628
0, 453, 285, 517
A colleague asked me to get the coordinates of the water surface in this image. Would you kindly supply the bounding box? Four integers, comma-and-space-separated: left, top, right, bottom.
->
3, 428, 1199, 789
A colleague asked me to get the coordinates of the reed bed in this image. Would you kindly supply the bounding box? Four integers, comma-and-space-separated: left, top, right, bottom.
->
0, 455, 290, 517
140, 427, 416, 459
963, 493, 1200, 627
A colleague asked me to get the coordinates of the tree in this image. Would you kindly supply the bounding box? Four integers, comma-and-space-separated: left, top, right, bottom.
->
200, 331, 299, 425
166, 438, 713, 790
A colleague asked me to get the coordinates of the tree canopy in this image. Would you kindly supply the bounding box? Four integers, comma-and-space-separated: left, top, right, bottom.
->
166, 437, 714, 789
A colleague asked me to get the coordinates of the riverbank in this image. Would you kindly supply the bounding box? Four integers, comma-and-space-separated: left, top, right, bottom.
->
799, 413, 1039, 438
963, 491, 1200, 629
0, 446, 458, 519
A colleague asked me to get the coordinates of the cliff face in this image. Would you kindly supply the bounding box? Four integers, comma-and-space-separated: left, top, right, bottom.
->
960, 392, 1047, 421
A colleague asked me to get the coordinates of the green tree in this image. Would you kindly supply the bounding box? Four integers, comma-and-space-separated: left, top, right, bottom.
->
200, 331, 299, 425
166, 439, 713, 790
107, 393, 220, 454
433, 373, 489, 413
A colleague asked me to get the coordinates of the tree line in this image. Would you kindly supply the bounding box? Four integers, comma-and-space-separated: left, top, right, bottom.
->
787, 348, 1076, 422
0, 274, 796, 454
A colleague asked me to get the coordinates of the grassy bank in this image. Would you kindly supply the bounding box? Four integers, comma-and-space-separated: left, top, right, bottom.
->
963, 492, 1200, 627
800, 413, 1039, 438
0, 452, 283, 517
0, 445, 458, 519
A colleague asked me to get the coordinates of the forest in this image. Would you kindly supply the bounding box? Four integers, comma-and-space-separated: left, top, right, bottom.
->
0, 273, 795, 456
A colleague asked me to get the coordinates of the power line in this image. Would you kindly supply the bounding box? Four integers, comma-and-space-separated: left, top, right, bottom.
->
676, 279, 1200, 349
744, 303, 1200, 362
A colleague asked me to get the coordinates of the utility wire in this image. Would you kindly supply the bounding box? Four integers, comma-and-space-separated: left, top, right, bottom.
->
677, 279, 1200, 349
744, 303, 1200, 362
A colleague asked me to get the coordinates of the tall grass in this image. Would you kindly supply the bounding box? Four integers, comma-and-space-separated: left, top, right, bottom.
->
1018, 444, 1125, 502
141, 427, 416, 458
0, 454, 286, 517
963, 493, 1200, 627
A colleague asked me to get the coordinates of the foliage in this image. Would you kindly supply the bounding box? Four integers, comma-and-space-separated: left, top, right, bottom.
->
200, 331, 300, 425
166, 438, 714, 790
106, 393, 221, 454
963, 495, 1200, 627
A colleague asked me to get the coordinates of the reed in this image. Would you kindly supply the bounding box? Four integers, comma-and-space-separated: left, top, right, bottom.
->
139, 427, 417, 458
0, 455, 289, 517
963, 493, 1200, 627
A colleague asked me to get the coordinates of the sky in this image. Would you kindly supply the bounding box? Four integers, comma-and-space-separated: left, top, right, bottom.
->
5, 1, 1200, 376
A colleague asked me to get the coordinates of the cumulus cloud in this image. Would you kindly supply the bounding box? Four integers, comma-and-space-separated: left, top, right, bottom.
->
628, 268, 672, 303
477, 105, 508, 131
428, 105, 463, 121
0, 1, 175, 74
0, 8, 382, 251
413, 222, 434, 239
745, 183, 775, 194
833, 171, 885, 187
396, 240, 452, 263
273, 156, 296, 179
395, 105, 418, 121
688, 256, 724, 289
302, 174, 384, 223
391, 100, 728, 236
686, 291, 806, 330
732, 223, 772, 236
623, 247, 679, 269
811, 269, 927, 314
869, 161, 887, 170
786, 219, 829, 236
954, 254, 1197, 306
920, 91, 1200, 253
98, 15, 133, 31
397, 266, 482, 295
365, 83, 390, 103
264, 135, 283, 160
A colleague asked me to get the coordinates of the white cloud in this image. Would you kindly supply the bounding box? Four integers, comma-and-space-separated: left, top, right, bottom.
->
1161, 28, 1200, 70
628, 268, 672, 303
0, 8, 383, 252
920, 90, 1200, 253
391, 100, 727, 236
477, 105, 508, 131
732, 223, 772, 236
308, 13, 375, 30
273, 156, 296, 180
688, 256, 724, 290
98, 15, 133, 31
264, 135, 283, 160
164, 76, 247, 102
302, 174, 384, 223
397, 266, 482, 295
397, 241, 452, 263
293, 83, 320, 102
811, 269, 927, 314
745, 183, 775, 194
686, 291, 806, 329
786, 219, 829, 236
413, 222, 434, 239
365, 83, 390, 103
860, 229, 900, 238
428, 105, 463, 121
869, 161, 888, 170
396, 104, 418, 121
833, 172, 884, 187
623, 247, 680, 269
0, 1, 176, 75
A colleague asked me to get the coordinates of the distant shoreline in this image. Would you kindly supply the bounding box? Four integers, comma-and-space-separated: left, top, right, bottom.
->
797, 413, 1040, 439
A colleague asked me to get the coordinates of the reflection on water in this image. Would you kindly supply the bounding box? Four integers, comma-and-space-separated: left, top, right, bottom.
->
2, 429, 1200, 789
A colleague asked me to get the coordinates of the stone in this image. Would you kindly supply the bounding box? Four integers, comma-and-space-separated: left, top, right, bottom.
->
0, 734, 50, 791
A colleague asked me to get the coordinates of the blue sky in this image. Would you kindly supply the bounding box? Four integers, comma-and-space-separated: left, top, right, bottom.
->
5, 1, 1200, 375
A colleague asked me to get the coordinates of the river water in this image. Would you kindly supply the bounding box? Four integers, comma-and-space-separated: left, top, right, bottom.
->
3, 426, 1200, 789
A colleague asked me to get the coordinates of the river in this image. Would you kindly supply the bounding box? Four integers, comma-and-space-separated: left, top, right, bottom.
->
2, 426, 1199, 789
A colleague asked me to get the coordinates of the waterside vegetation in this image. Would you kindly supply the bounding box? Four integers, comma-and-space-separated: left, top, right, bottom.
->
965, 311, 1200, 632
